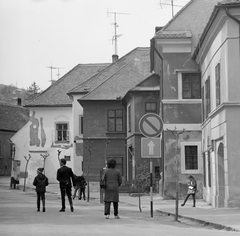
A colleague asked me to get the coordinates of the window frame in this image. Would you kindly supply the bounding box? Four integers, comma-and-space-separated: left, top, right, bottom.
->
55, 122, 70, 143
178, 71, 201, 100
205, 76, 211, 118
127, 104, 131, 132
145, 102, 157, 114
215, 63, 221, 107
180, 141, 201, 174
107, 109, 123, 132
79, 115, 83, 135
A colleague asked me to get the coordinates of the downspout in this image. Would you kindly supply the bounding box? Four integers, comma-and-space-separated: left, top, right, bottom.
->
151, 38, 165, 197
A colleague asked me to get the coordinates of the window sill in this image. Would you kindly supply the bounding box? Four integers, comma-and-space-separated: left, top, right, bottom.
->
55, 141, 70, 144
106, 132, 125, 134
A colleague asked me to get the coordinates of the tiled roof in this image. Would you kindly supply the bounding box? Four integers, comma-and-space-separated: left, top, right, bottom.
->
78, 47, 151, 101
0, 102, 29, 132
155, 0, 220, 50
25, 63, 109, 107
219, 0, 240, 4
155, 31, 192, 39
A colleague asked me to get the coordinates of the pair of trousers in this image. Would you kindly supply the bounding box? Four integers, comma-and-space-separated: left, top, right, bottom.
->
183, 193, 196, 206
60, 187, 73, 209
37, 192, 45, 210
104, 202, 118, 216
79, 188, 86, 200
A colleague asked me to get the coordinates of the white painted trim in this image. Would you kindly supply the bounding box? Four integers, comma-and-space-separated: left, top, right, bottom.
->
162, 99, 202, 104
180, 141, 201, 174
164, 124, 201, 131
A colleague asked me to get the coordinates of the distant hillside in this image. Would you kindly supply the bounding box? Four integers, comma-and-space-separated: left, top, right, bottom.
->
0, 84, 28, 106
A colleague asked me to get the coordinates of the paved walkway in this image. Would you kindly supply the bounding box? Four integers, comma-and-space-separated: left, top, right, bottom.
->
1, 177, 240, 232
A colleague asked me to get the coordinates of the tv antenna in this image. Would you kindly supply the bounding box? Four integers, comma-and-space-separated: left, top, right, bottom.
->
107, 9, 129, 55
47, 64, 57, 84
56, 67, 64, 80
47, 64, 64, 83
159, 0, 184, 17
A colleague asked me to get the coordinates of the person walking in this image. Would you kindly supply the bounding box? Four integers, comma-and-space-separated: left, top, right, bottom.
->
33, 167, 49, 212
72, 174, 87, 200
72, 174, 81, 200
57, 158, 75, 212
181, 175, 197, 207
103, 159, 122, 219
79, 174, 87, 200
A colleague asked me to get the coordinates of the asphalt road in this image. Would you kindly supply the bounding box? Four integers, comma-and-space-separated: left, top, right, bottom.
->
0, 185, 238, 236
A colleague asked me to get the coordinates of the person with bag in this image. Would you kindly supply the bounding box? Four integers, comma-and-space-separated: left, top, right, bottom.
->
33, 167, 49, 212
103, 159, 122, 219
57, 158, 75, 212
181, 175, 197, 207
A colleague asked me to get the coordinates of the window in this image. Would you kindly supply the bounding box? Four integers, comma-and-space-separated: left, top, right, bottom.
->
56, 123, 69, 142
79, 115, 83, 135
145, 102, 157, 114
205, 77, 211, 118
107, 109, 123, 132
203, 153, 206, 187
182, 73, 201, 99
127, 105, 131, 132
215, 63, 221, 107
181, 142, 201, 174
107, 157, 123, 175
208, 151, 211, 187
64, 156, 71, 161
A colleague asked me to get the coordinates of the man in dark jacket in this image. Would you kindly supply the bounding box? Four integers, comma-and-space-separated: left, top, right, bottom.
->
57, 158, 75, 212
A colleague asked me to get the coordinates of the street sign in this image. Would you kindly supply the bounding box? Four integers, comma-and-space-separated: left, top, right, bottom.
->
141, 138, 161, 158
139, 113, 163, 138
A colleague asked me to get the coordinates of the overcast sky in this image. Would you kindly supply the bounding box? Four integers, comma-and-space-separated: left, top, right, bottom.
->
0, 0, 190, 91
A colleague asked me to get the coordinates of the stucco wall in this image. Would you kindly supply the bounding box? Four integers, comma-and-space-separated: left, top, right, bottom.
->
11, 107, 74, 184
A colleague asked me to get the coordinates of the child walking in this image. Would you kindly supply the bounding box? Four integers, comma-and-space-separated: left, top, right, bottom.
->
33, 167, 49, 212
79, 175, 87, 200
73, 174, 87, 200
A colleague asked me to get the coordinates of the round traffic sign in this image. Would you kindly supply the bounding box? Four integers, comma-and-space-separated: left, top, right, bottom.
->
139, 113, 163, 138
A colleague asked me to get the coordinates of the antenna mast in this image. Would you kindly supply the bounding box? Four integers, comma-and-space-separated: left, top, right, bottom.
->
47, 64, 57, 84
107, 10, 129, 55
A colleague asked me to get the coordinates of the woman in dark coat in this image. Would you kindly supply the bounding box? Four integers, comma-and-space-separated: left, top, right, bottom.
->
103, 159, 122, 219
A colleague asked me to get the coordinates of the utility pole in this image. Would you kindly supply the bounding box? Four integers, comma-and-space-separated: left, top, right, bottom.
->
107, 10, 129, 55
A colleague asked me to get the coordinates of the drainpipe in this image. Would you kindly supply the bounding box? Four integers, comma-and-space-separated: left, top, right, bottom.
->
151, 38, 164, 197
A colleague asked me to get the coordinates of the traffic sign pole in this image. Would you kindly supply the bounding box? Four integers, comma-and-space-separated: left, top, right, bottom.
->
150, 158, 153, 218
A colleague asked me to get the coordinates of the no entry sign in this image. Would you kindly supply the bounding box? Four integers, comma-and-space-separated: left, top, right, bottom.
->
139, 113, 163, 138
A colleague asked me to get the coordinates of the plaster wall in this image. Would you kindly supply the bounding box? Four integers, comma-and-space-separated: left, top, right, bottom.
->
11, 107, 73, 184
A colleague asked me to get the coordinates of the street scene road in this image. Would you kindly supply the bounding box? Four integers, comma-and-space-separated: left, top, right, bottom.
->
0, 183, 238, 236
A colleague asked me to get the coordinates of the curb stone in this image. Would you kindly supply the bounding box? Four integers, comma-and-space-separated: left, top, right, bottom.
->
157, 210, 239, 232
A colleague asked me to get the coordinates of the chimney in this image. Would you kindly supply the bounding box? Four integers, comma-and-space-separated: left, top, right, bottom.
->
112, 54, 119, 63
155, 26, 163, 33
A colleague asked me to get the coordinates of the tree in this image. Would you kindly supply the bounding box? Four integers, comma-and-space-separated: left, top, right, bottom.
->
25, 82, 41, 101
132, 161, 152, 212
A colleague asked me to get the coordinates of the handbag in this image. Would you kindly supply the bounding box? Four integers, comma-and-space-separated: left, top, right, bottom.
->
100, 178, 106, 189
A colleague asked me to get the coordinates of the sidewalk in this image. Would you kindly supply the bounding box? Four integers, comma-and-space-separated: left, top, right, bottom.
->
1, 176, 240, 232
